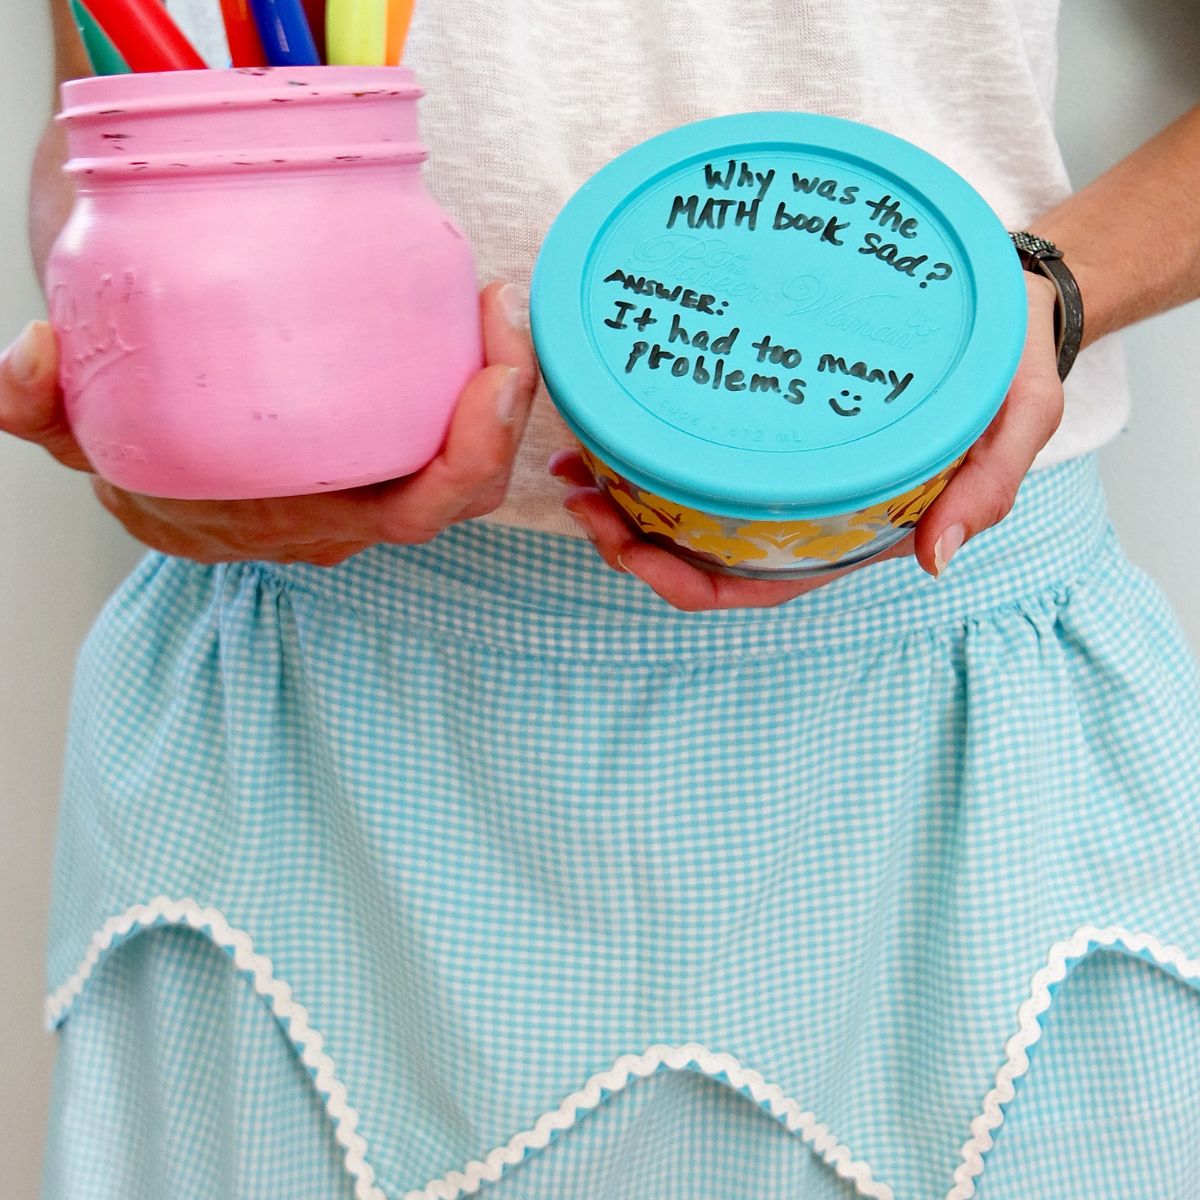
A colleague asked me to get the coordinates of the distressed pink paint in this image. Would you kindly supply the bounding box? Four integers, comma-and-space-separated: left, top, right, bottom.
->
46, 68, 482, 499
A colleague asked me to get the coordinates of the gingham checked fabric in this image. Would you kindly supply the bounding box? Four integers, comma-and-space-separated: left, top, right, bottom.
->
42, 454, 1200, 1200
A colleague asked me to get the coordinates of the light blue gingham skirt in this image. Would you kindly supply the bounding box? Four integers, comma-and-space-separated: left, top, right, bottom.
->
42, 453, 1200, 1200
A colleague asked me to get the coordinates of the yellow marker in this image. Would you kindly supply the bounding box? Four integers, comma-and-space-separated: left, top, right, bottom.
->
385, 0, 416, 64
326, 0, 388, 65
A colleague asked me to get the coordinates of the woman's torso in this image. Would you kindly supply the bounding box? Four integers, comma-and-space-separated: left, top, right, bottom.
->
404, 0, 1130, 536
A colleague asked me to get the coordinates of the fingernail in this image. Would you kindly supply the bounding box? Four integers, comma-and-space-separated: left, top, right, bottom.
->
548, 459, 574, 485
933, 523, 966, 577
8, 322, 46, 386
499, 283, 528, 331
495, 367, 524, 425
615, 553, 632, 575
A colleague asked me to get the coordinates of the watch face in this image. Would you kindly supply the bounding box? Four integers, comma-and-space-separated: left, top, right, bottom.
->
1010, 231, 1062, 259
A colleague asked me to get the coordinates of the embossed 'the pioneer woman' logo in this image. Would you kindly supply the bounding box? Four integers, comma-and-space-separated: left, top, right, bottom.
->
50, 270, 141, 395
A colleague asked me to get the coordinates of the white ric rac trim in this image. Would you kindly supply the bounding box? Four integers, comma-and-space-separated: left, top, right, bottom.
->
44, 897, 388, 1200
400, 1041, 894, 1200
946, 923, 1200, 1200
53, 907, 1191, 1200
46, 899, 893, 1200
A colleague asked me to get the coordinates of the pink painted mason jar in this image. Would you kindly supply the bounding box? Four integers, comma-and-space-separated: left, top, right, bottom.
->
46, 68, 482, 499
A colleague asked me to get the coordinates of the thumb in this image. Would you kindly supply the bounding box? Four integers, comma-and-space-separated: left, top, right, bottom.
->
913, 275, 1063, 578
0, 321, 92, 472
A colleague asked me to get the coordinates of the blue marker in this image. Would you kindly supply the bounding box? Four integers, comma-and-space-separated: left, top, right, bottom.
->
247, 0, 321, 65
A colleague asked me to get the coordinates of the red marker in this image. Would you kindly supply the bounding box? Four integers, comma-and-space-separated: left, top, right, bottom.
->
80, 0, 207, 71
219, 0, 269, 66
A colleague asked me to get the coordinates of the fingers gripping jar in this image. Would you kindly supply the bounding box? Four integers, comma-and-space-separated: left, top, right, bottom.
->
46, 68, 482, 500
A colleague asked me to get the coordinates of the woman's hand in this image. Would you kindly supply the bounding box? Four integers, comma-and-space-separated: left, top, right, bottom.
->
0, 282, 536, 566
552, 274, 1063, 611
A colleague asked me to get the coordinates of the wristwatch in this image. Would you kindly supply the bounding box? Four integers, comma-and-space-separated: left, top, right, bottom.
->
1009, 231, 1084, 381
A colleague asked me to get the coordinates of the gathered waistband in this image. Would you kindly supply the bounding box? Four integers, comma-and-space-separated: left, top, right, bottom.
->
242, 454, 1116, 663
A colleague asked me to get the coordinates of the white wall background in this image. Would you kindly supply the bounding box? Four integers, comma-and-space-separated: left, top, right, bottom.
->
1, 0, 1197, 1194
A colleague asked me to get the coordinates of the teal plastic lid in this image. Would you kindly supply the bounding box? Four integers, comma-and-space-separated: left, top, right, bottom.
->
531, 112, 1027, 519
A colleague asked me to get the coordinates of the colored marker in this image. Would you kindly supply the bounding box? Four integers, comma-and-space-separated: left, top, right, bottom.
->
385, 0, 415, 65
70, 0, 131, 74
79, 0, 207, 71
165, 0, 233, 67
326, 0, 387, 66
248, 0, 322, 66
219, 0, 268, 66
299, 0, 326, 62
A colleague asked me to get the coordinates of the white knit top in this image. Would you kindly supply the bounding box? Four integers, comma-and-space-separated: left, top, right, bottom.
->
140, 2, 1124, 532
396, 0, 1130, 536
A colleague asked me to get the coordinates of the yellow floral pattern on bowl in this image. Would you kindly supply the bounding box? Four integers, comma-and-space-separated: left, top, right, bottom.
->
581, 447, 960, 578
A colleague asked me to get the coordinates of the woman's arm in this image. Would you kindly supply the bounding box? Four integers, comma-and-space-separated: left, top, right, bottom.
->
1032, 103, 1200, 349
30, 0, 93, 283
47, 0, 94, 86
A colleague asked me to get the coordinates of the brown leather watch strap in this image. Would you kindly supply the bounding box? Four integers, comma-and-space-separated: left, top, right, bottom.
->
1009, 232, 1085, 381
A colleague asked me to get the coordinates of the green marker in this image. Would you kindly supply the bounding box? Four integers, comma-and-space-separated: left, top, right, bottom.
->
70, 0, 132, 75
